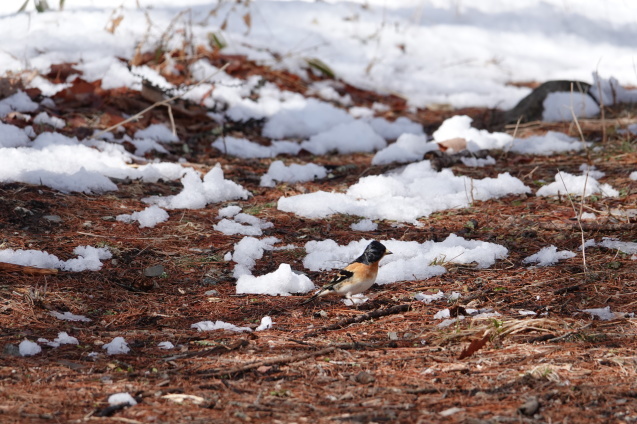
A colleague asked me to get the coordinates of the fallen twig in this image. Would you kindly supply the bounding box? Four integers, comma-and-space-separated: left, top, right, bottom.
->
304, 304, 411, 338
546, 323, 592, 343
198, 346, 336, 377
163, 339, 249, 361
0, 262, 58, 275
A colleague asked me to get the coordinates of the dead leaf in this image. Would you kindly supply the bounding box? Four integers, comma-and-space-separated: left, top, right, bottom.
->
458, 333, 490, 360
105, 14, 124, 34
437, 137, 467, 153
162, 394, 205, 405
243, 12, 251, 34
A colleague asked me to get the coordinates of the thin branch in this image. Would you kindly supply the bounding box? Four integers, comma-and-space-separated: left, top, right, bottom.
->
0, 262, 58, 275
91, 62, 230, 139
546, 323, 592, 343
197, 346, 336, 377
304, 304, 411, 338
556, 170, 589, 273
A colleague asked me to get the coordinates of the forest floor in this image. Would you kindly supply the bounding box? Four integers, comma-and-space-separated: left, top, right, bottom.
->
1, 53, 637, 424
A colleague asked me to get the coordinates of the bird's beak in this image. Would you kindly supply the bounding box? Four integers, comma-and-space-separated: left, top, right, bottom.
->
385, 250, 392, 256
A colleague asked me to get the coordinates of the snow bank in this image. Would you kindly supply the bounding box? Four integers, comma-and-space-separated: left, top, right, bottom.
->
236, 263, 315, 296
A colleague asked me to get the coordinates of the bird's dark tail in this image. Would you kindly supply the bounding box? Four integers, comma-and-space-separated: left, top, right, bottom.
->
300, 289, 326, 305
300, 293, 319, 305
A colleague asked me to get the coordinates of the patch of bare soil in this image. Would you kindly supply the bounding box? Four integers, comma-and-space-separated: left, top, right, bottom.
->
1, 52, 637, 424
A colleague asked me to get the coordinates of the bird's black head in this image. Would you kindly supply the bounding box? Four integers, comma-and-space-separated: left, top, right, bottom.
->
355, 241, 391, 265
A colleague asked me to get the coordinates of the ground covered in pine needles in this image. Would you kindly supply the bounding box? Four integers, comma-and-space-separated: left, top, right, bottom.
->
1, 53, 637, 424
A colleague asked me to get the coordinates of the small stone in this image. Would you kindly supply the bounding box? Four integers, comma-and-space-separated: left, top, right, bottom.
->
518, 397, 540, 416
388, 331, 398, 341
354, 371, 375, 384
201, 277, 218, 286
144, 265, 164, 277
14, 206, 33, 216
3, 344, 20, 356
43, 215, 62, 223
101, 216, 116, 222
204, 289, 219, 296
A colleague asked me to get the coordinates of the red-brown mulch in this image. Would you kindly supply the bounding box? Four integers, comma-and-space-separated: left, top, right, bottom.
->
1, 51, 636, 423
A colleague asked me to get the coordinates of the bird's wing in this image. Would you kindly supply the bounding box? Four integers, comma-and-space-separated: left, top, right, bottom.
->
321, 268, 354, 291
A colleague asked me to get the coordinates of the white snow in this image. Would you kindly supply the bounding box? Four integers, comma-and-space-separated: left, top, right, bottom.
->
50, 311, 92, 322
214, 214, 272, 236
433, 116, 512, 151
366, 117, 424, 140
598, 238, 637, 254
103, 337, 130, 355
236, 263, 315, 296
415, 291, 446, 304
263, 98, 353, 139
40, 332, 79, 348
0, 91, 38, 117
230, 236, 279, 278
5, 1, 635, 111
19, 339, 42, 356
523, 246, 576, 267
212, 136, 302, 159
300, 120, 387, 155
536, 172, 619, 198
372, 134, 438, 166
591, 73, 637, 106
260, 161, 327, 187
54, 332, 79, 345
351, 219, 378, 232
343, 294, 369, 306
255, 316, 274, 331
0, 245, 111, 272
134, 124, 178, 143
579, 164, 605, 180
218, 205, 242, 218
33, 112, 65, 129
143, 165, 249, 209
279, 160, 530, 222
510, 132, 587, 155
0, 123, 30, 148
0, 131, 188, 193
191, 320, 252, 333
630, 171, 637, 181
582, 306, 615, 321
303, 236, 507, 285
117, 205, 169, 228
461, 156, 496, 168
158, 341, 175, 350
542, 92, 600, 122
108, 393, 137, 407
434, 309, 451, 320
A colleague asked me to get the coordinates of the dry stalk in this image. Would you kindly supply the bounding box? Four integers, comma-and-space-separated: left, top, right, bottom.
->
569, 82, 588, 152
594, 66, 607, 144
557, 170, 589, 273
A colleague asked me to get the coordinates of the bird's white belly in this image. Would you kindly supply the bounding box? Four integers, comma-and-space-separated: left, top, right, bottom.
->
334, 277, 376, 297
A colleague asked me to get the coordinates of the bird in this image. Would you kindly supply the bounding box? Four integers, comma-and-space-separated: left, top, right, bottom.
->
302, 241, 391, 305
